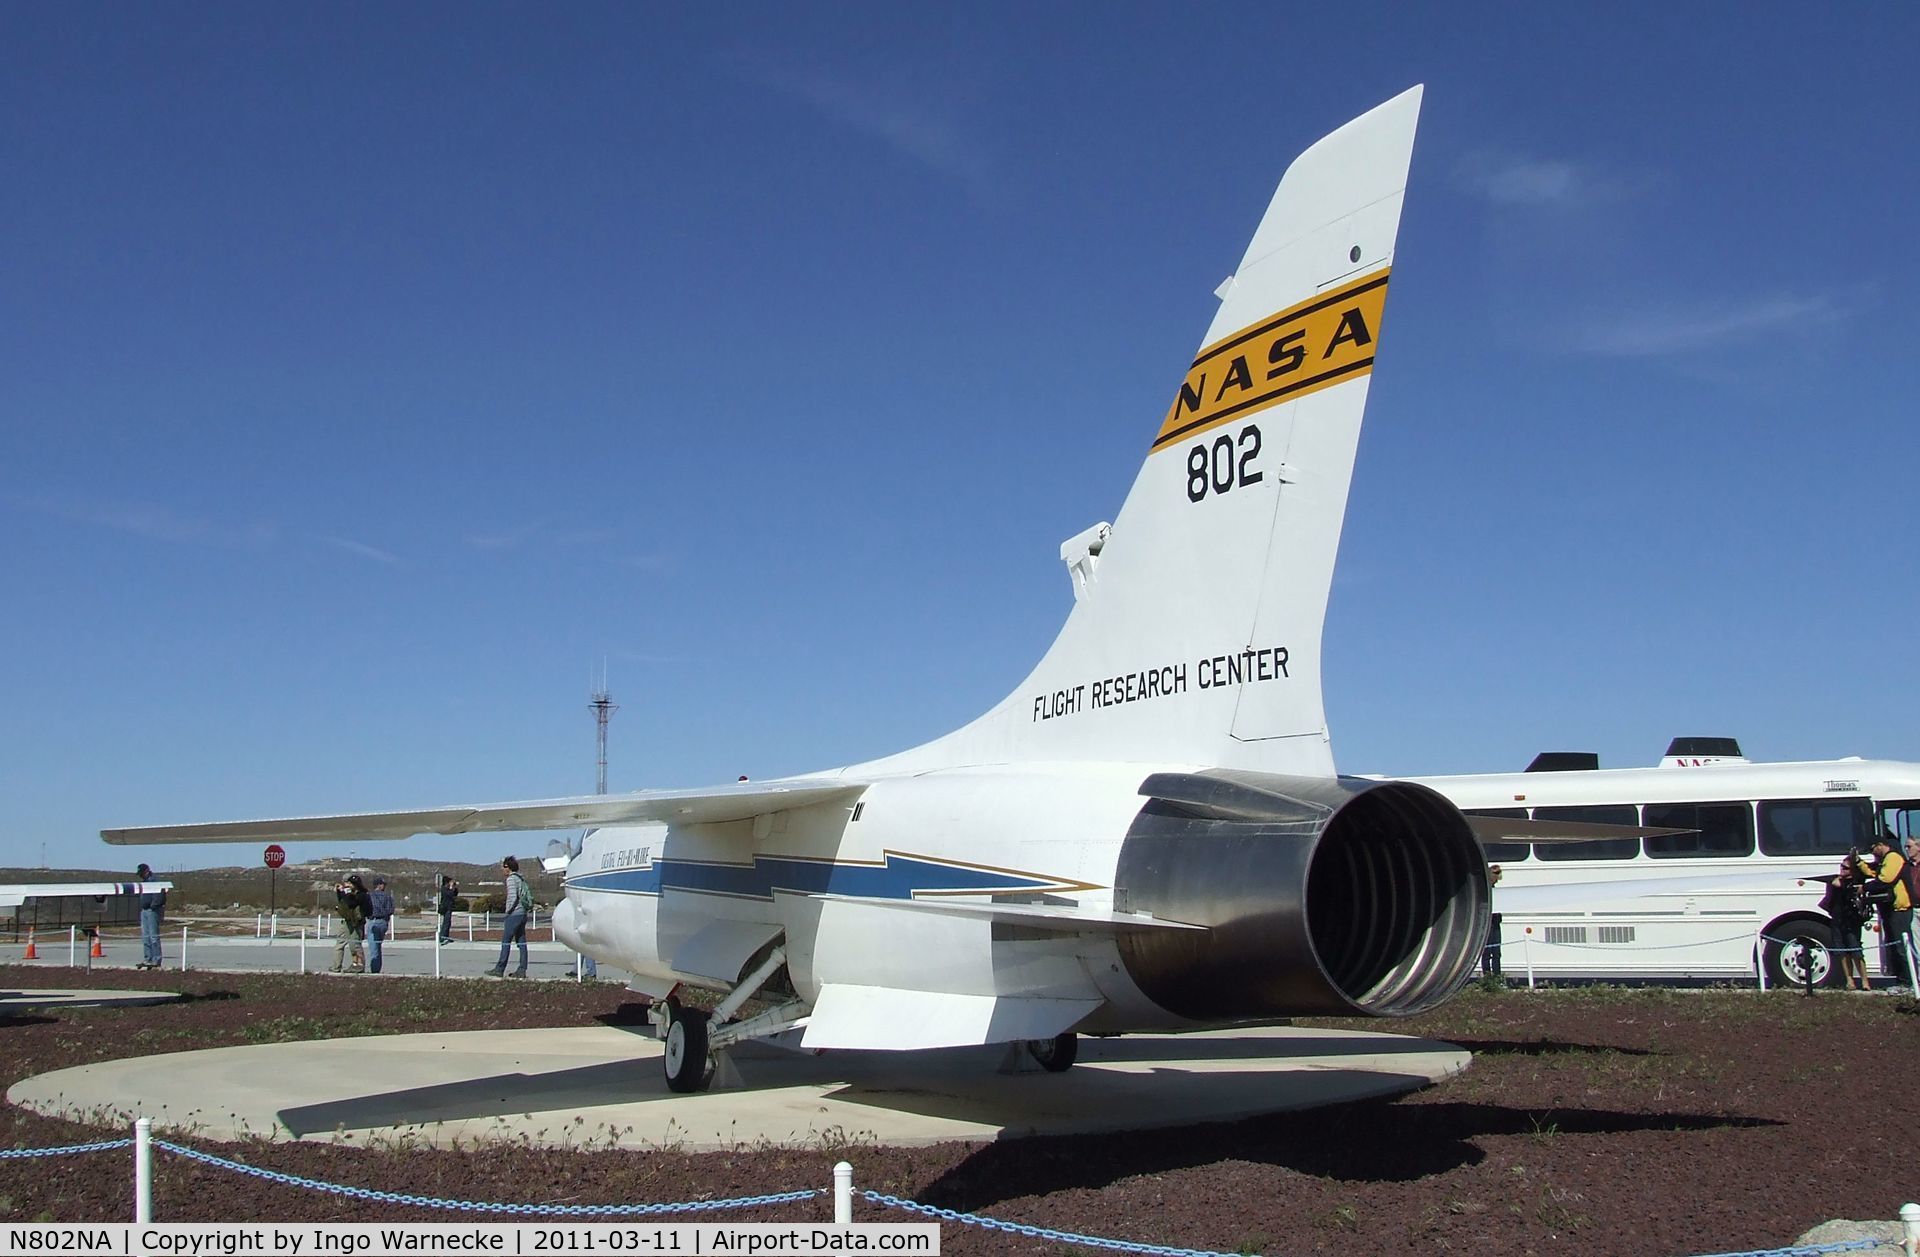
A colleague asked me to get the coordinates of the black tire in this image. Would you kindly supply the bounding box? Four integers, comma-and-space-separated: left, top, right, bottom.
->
1026, 1032, 1078, 1072
1763, 918, 1839, 989
663, 1006, 713, 1093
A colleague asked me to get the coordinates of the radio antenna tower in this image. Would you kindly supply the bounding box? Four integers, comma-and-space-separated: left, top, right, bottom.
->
589, 662, 618, 796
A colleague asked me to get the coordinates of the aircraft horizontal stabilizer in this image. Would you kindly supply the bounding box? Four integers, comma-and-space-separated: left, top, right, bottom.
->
1465, 815, 1691, 845
800, 984, 1100, 1051
807, 893, 1204, 932
101, 780, 866, 845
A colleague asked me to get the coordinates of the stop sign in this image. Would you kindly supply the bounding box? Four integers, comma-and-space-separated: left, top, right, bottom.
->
264, 844, 286, 870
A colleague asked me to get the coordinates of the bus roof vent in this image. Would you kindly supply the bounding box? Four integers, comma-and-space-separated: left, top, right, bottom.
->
1660, 737, 1748, 768
1525, 752, 1600, 773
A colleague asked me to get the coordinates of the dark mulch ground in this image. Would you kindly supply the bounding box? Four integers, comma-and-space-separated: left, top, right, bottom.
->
0, 965, 1913, 1255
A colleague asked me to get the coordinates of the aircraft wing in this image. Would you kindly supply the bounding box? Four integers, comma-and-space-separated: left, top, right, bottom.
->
0, 880, 173, 909
101, 779, 867, 846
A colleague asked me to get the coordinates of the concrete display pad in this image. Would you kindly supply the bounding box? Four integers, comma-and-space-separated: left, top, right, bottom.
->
7, 1023, 1468, 1150
0, 988, 184, 1014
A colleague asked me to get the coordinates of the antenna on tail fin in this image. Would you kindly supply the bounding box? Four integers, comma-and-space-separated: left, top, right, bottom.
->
857, 87, 1425, 777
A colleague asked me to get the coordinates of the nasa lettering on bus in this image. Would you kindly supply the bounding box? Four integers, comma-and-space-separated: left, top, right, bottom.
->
1030, 646, 1290, 722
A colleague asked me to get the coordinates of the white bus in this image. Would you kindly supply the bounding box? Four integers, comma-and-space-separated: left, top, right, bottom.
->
1404, 739, 1920, 988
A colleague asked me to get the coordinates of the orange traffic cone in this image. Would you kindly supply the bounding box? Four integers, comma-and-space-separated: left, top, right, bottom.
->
21, 930, 36, 961
89, 931, 104, 959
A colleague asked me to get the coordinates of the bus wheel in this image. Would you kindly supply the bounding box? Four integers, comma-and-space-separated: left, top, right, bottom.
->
1763, 919, 1837, 989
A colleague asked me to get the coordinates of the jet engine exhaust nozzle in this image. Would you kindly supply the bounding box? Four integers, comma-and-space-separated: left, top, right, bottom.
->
1114, 771, 1488, 1020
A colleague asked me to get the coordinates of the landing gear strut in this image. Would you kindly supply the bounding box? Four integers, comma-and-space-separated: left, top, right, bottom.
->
650, 946, 809, 1093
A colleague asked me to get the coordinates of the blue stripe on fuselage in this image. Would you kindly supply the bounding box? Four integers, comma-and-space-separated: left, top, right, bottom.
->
567, 852, 1059, 901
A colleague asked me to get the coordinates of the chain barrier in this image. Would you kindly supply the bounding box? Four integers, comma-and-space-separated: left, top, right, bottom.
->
152, 1140, 820, 1216
1523, 930, 1761, 953
0, 1139, 132, 1159
863, 1189, 1252, 1256
0, 1136, 1911, 1257
1685, 1240, 1884, 1257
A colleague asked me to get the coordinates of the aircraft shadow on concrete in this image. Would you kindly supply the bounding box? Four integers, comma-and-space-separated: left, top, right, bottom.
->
920, 1099, 1784, 1205
276, 1034, 1454, 1137
277, 1060, 656, 1136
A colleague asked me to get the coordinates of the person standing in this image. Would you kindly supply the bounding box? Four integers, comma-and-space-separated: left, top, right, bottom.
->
332, 875, 369, 973
1481, 863, 1504, 980
488, 856, 531, 978
1852, 838, 1912, 986
365, 876, 395, 974
436, 874, 459, 945
1904, 838, 1920, 972
1818, 858, 1873, 990
135, 863, 166, 970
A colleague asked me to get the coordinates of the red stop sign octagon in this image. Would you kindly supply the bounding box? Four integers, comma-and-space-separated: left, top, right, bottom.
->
264, 844, 286, 870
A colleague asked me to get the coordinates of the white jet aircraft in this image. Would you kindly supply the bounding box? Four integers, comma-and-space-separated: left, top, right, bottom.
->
0, 880, 172, 911
109, 86, 1575, 1091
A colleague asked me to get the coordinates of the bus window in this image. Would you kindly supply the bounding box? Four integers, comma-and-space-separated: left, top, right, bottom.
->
1463, 807, 1530, 862
1644, 801, 1756, 858
1757, 798, 1872, 856
1879, 802, 1920, 844
1532, 805, 1641, 861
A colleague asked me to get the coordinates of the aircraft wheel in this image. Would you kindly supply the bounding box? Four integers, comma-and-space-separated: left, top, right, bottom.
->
1026, 1032, 1078, 1072
663, 1006, 713, 1093
1763, 919, 1838, 989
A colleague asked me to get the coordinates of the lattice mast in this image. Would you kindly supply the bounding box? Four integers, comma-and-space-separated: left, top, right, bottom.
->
589, 663, 618, 796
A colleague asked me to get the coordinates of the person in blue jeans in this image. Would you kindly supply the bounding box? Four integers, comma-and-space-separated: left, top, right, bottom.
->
365, 876, 396, 974
135, 863, 166, 969
488, 856, 531, 978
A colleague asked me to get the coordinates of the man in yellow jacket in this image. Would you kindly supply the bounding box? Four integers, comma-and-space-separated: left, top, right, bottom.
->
1852, 838, 1912, 986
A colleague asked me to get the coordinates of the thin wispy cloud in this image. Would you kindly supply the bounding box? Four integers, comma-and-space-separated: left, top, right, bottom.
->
1572, 291, 1850, 357
1454, 153, 1615, 208
0, 491, 275, 549
732, 56, 993, 198
467, 521, 619, 552
318, 535, 404, 566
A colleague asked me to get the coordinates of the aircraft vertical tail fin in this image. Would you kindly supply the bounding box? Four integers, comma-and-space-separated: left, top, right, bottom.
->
862, 87, 1424, 776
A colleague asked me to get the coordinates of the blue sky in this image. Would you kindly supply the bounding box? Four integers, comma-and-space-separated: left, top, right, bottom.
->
4, 5, 1917, 871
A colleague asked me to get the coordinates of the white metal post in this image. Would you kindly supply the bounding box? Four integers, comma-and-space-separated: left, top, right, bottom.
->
1523, 927, 1536, 990
299, 929, 307, 974
255, 913, 262, 938
134, 1117, 152, 1222
833, 1161, 852, 1224
467, 914, 474, 942
68, 925, 76, 968
179, 926, 187, 971
270, 913, 278, 940
576, 953, 583, 982
1754, 928, 1769, 993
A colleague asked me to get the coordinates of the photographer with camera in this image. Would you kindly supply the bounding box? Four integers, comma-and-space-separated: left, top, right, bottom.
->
1818, 857, 1874, 990
1850, 835, 1911, 987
